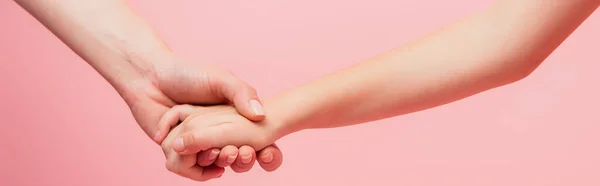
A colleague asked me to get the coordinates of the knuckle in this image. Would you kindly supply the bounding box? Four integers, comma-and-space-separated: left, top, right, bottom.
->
165, 161, 179, 173
183, 134, 196, 149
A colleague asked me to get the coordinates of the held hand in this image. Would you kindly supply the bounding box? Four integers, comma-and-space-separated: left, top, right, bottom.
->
123, 56, 283, 180
126, 58, 265, 141
160, 105, 283, 181
13, 0, 282, 181
171, 105, 278, 153
160, 122, 226, 181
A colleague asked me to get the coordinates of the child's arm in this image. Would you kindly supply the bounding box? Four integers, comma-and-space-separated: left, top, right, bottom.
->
266, 0, 600, 138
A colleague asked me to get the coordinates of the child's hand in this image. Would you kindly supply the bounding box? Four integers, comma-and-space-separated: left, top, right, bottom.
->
159, 105, 282, 181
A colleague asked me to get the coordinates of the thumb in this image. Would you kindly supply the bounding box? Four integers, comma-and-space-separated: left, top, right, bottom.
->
172, 127, 228, 155
215, 73, 265, 122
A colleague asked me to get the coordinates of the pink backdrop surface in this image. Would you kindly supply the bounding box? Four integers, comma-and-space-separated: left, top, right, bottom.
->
1, 0, 599, 185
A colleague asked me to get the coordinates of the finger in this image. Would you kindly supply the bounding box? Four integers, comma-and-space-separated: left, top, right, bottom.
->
231, 145, 256, 173
184, 165, 225, 182
215, 145, 239, 168
165, 152, 222, 182
197, 148, 220, 167
165, 148, 198, 174
173, 127, 226, 155
155, 104, 194, 143
166, 151, 216, 181
215, 73, 265, 121
257, 144, 283, 172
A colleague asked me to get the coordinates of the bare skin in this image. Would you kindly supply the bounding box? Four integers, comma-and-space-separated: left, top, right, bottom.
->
162, 0, 599, 163
14, 0, 283, 182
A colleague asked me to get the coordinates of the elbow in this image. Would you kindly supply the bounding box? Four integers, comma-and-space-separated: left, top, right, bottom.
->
495, 58, 544, 85
509, 64, 538, 82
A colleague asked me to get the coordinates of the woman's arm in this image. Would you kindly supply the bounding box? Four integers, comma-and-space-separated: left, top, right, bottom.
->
15, 0, 268, 135
14, 0, 173, 103
265, 0, 600, 138
16, 0, 283, 179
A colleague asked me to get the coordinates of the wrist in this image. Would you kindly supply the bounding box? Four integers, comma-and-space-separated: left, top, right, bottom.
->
261, 93, 311, 141
113, 48, 176, 107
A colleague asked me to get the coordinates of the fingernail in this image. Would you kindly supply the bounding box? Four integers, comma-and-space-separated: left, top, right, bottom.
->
249, 100, 264, 116
226, 155, 237, 164
261, 152, 273, 163
241, 154, 252, 164
173, 138, 185, 151
208, 149, 219, 161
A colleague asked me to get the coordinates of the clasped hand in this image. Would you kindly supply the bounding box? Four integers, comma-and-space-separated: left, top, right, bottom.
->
124, 57, 283, 182
159, 105, 281, 181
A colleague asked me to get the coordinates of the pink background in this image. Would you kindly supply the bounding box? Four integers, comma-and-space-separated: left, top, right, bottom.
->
1, 0, 599, 185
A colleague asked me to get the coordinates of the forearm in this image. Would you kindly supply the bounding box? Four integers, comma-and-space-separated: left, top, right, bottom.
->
265, 0, 599, 138
15, 0, 174, 104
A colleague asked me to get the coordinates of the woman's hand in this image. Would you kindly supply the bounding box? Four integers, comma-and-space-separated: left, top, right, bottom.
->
14, 0, 283, 181
126, 56, 283, 181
